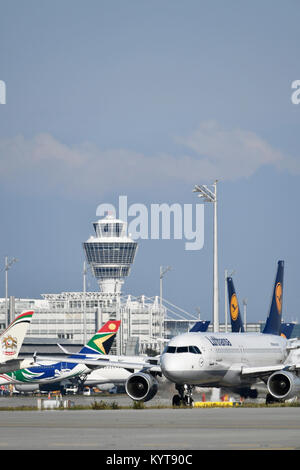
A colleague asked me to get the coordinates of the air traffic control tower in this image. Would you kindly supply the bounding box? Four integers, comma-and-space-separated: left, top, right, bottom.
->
83, 215, 138, 294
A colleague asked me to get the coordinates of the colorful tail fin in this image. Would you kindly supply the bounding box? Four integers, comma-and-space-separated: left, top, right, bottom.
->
0, 311, 34, 363
189, 321, 210, 332
77, 320, 121, 356
263, 260, 284, 335
227, 277, 244, 332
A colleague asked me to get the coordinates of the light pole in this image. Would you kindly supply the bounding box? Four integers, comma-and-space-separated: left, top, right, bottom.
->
4, 256, 18, 328
193, 180, 219, 332
159, 266, 171, 353
83, 260, 87, 345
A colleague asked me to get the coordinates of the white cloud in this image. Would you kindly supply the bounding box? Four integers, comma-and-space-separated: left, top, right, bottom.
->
0, 122, 298, 196
176, 120, 299, 180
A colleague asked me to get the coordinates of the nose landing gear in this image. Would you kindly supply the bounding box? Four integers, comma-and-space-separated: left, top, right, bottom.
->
172, 384, 194, 407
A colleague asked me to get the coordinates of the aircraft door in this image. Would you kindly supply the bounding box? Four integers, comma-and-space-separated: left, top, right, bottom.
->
239, 345, 247, 365
198, 346, 205, 367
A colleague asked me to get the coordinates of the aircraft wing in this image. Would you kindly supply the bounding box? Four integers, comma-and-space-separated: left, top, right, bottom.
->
241, 363, 300, 379
35, 354, 161, 372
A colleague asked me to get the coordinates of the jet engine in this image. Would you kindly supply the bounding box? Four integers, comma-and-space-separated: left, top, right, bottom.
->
267, 370, 300, 401
14, 384, 39, 393
125, 372, 158, 402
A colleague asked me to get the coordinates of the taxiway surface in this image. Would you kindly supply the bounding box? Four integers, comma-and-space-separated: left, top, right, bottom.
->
0, 406, 299, 450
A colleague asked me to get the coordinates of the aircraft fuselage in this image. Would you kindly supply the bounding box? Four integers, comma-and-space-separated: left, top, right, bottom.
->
160, 332, 287, 387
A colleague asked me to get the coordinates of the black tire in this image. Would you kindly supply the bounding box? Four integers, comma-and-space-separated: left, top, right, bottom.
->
184, 396, 194, 407
172, 394, 182, 406
266, 393, 276, 405
249, 389, 258, 399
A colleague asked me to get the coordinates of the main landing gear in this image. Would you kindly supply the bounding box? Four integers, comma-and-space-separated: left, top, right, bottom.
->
172, 384, 194, 407
265, 393, 282, 405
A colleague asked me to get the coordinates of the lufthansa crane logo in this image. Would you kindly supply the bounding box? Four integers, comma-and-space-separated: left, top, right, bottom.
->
275, 282, 282, 315
2, 335, 18, 356
230, 294, 239, 321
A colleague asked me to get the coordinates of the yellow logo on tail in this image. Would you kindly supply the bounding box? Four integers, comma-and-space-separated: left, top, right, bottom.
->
230, 294, 239, 321
275, 282, 282, 315
93, 334, 115, 354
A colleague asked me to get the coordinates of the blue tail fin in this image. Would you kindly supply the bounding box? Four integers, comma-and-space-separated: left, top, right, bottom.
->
227, 277, 244, 332
262, 260, 284, 335
189, 320, 210, 332
280, 322, 294, 339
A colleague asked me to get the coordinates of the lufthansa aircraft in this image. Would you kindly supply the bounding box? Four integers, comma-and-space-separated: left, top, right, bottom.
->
158, 260, 300, 405
40, 260, 300, 406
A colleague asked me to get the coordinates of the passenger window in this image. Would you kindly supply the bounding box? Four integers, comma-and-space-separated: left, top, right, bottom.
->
189, 346, 201, 354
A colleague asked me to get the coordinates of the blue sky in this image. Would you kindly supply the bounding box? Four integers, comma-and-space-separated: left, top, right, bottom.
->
0, 0, 300, 323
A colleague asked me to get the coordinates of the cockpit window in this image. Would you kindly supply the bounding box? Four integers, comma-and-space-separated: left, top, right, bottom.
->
189, 345, 201, 354
165, 345, 202, 354
176, 346, 189, 353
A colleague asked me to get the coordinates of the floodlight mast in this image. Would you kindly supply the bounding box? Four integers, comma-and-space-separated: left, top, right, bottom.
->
193, 180, 219, 332
159, 266, 171, 353
4, 256, 18, 328
83, 261, 87, 344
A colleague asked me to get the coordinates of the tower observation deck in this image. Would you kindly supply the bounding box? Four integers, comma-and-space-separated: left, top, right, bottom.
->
83, 215, 138, 294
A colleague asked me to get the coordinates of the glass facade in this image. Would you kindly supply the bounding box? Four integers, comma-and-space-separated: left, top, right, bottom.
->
92, 266, 130, 278
93, 222, 125, 238
83, 242, 137, 265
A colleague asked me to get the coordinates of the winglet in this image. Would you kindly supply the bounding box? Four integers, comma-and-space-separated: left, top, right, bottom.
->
189, 321, 210, 332
280, 322, 294, 339
57, 343, 71, 355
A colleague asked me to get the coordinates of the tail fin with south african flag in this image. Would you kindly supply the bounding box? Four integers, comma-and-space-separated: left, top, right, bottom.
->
77, 320, 121, 356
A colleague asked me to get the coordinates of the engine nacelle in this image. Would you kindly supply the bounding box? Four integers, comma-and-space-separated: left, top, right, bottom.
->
14, 384, 39, 393
125, 372, 158, 402
267, 371, 300, 400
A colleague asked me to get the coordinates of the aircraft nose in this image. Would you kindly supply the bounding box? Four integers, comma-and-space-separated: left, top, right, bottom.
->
160, 353, 183, 383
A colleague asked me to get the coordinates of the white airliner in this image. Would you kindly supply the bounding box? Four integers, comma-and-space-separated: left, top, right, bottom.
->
38, 260, 300, 405
83, 366, 132, 388
158, 260, 300, 405
161, 329, 288, 405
